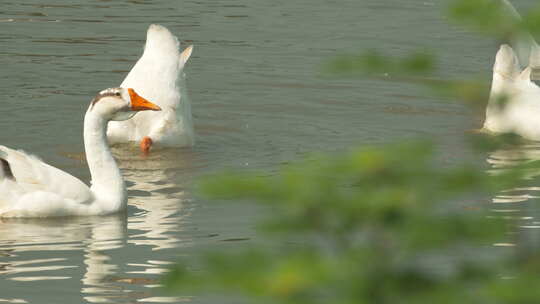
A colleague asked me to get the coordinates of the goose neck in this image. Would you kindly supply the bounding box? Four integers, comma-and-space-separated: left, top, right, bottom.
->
83, 110, 126, 212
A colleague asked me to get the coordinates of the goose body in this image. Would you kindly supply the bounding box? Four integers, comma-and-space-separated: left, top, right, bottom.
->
483, 44, 540, 139
483, 45, 540, 140
0, 147, 95, 217
107, 24, 194, 153
0, 88, 161, 218
482, 1, 540, 139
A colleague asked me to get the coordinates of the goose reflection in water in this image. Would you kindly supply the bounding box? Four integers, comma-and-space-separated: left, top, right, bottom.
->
114, 145, 197, 251
487, 142, 540, 251
0, 148, 195, 303
0, 215, 127, 302
488, 142, 540, 204
81, 218, 186, 304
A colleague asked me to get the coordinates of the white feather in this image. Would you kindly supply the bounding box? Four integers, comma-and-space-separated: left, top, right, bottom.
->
484, 45, 540, 140
482, 2, 540, 138
108, 24, 194, 147
0, 87, 156, 218
0, 146, 96, 217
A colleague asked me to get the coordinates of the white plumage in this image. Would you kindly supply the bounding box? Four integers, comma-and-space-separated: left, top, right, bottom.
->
107, 24, 194, 150
0, 87, 161, 218
483, 45, 540, 139
482, 0, 540, 139
0, 146, 94, 217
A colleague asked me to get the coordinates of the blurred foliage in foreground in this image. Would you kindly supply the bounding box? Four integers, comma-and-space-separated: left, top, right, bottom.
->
165, 0, 540, 303
325, 0, 540, 109
165, 141, 538, 303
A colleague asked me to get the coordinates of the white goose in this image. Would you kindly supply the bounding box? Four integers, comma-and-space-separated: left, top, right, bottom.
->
107, 24, 194, 154
483, 44, 540, 139
483, 0, 540, 139
0, 87, 161, 218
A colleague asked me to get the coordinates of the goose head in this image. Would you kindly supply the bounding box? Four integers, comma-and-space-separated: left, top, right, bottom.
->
88, 87, 161, 121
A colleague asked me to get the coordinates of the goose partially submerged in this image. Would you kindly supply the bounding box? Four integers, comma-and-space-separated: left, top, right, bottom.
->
482, 44, 540, 139
108, 24, 194, 154
482, 0, 540, 139
0, 88, 161, 218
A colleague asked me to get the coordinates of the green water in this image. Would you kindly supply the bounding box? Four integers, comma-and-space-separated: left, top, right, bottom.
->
0, 0, 537, 303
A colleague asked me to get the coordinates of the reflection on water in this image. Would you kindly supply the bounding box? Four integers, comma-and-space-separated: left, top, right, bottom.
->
487, 143, 540, 251
0, 215, 125, 303
0, 149, 191, 303
116, 145, 196, 251
488, 143, 540, 203
0, 0, 506, 302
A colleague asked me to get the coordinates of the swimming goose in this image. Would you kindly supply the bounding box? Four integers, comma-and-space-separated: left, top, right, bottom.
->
0, 88, 161, 218
107, 24, 194, 154
483, 44, 540, 139
481, 1, 540, 138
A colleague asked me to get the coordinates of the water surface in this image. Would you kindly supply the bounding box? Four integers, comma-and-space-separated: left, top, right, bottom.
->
0, 0, 536, 303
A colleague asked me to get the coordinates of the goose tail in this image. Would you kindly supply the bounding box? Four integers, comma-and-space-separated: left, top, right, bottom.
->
484, 45, 520, 133
493, 44, 521, 82
143, 24, 180, 58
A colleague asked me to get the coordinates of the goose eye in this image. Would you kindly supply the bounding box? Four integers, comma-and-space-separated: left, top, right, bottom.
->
115, 92, 121, 96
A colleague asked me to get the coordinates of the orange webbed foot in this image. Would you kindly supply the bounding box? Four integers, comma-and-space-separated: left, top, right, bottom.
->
140, 136, 153, 156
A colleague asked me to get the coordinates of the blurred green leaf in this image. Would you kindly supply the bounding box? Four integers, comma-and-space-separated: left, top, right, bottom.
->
167, 140, 531, 303
326, 51, 435, 76
448, 0, 520, 38
165, 1, 540, 303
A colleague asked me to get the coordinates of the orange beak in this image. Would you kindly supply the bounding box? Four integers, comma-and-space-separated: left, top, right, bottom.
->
128, 88, 161, 111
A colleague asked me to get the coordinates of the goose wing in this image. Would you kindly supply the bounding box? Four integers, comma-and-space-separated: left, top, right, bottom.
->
0, 146, 93, 204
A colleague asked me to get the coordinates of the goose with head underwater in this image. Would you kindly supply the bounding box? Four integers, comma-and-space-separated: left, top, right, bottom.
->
483, 45, 540, 140
0, 88, 161, 218
482, 0, 540, 139
107, 24, 194, 155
